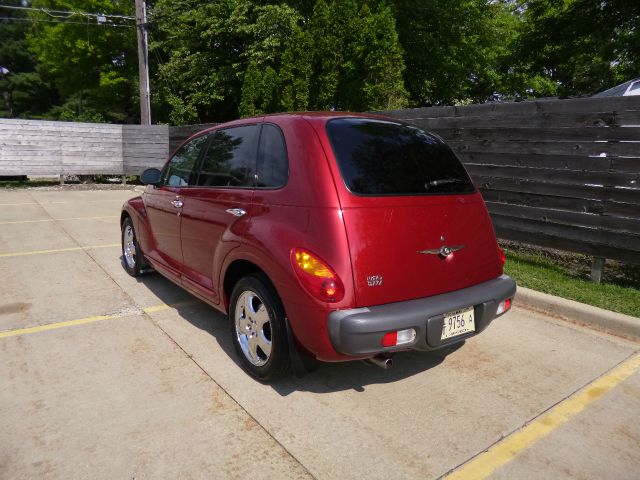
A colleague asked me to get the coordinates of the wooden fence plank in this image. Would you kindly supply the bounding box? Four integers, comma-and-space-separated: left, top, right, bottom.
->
433, 126, 640, 142
491, 215, 640, 255
475, 177, 639, 204
486, 202, 640, 234
459, 152, 612, 171
480, 190, 606, 215
467, 165, 639, 189
493, 224, 640, 264
450, 140, 640, 157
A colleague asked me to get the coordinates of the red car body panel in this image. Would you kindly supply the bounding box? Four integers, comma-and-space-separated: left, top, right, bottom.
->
122, 112, 513, 363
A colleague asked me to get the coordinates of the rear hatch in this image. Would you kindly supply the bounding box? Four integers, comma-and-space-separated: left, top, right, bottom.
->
324, 117, 502, 307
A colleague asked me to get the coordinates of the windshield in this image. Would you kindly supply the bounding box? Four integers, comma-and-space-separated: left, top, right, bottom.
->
326, 118, 475, 196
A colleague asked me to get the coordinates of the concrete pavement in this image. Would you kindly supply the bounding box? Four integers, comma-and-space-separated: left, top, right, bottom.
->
0, 187, 638, 479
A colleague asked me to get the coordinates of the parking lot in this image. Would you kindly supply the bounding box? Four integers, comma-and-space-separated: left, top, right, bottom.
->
1, 187, 639, 479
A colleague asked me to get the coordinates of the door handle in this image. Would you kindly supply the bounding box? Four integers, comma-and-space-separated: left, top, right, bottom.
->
225, 208, 246, 217
171, 199, 183, 208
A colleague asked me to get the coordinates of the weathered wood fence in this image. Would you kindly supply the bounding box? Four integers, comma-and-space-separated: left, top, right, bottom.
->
2, 97, 639, 268
0, 119, 168, 176
383, 97, 640, 269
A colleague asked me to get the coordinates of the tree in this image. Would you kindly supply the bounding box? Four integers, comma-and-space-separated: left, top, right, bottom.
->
389, 0, 518, 106
0, 0, 55, 118
150, 0, 255, 124
359, 3, 408, 110
238, 3, 303, 116
153, 0, 408, 122
27, 0, 139, 122
241, 0, 409, 115
515, 0, 640, 96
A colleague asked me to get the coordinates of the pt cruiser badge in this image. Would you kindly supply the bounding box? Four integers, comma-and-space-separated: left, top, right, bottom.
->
417, 245, 465, 259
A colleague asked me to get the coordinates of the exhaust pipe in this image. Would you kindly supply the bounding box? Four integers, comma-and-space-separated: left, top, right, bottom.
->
365, 355, 393, 370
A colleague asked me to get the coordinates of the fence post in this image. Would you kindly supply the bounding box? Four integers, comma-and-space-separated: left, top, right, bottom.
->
590, 257, 605, 283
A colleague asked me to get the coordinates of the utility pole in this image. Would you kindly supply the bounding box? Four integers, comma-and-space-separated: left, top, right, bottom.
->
135, 0, 151, 125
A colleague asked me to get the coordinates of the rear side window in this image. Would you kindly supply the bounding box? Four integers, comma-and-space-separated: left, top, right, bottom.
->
256, 124, 288, 188
326, 118, 475, 196
196, 125, 258, 187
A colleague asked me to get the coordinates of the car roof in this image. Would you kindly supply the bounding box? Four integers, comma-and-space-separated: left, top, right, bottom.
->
592, 77, 640, 97
178, 111, 406, 151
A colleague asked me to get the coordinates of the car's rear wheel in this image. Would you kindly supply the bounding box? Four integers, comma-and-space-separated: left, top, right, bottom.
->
121, 217, 147, 277
229, 275, 289, 381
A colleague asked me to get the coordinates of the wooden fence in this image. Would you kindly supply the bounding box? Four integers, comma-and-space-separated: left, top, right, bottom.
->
383, 96, 640, 266
1, 97, 639, 267
0, 119, 168, 176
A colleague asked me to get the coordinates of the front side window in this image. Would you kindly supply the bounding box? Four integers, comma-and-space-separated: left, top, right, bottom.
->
256, 124, 288, 188
162, 135, 208, 187
326, 118, 475, 196
196, 125, 258, 187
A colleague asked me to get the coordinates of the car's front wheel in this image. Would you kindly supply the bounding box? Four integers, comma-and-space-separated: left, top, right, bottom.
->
121, 217, 148, 277
229, 275, 289, 381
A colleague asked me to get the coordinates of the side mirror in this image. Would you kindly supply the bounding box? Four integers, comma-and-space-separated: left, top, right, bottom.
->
140, 168, 162, 185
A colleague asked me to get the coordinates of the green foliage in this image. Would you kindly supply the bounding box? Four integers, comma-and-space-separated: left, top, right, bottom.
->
0, 0, 55, 118
154, 0, 408, 122
389, 0, 519, 105
150, 0, 251, 124
26, 0, 138, 122
515, 0, 640, 97
2, 0, 639, 122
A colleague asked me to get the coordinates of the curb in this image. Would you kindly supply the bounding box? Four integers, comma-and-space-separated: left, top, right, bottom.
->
515, 287, 640, 342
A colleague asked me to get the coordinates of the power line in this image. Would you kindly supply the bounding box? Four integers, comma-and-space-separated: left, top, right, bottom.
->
0, 4, 135, 21
0, 15, 134, 28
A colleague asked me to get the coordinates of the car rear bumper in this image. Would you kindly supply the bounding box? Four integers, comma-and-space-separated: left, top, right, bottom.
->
327, 274, 516, 356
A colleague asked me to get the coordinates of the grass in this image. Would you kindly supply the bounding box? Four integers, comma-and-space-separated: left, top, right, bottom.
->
504, 250, 640, 318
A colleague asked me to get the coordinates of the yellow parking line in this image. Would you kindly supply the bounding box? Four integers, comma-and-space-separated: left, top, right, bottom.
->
0, 243, 120, 258
0, 215, 119, 225
0, 314, 118, 339
446, 352, 640, 480
0, 301, 199, 339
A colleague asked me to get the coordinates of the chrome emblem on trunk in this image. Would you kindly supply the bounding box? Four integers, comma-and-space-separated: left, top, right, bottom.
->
417, 245, 464, 258
367, 275, 383, 287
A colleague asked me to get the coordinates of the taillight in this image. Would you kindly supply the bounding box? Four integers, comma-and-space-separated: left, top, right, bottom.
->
496, 298, 512, 316
498, 245, 506, 267
382, 329, 416, 347
291, 248, 345, 302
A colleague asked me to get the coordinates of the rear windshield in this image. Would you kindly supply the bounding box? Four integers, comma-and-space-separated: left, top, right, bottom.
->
326, 118, 475, 196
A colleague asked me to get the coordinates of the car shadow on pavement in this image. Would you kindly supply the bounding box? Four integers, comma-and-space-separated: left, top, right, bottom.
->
135, 271, 464, 396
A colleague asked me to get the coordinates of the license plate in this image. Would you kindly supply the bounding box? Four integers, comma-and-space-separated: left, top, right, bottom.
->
441, 306, 475, 340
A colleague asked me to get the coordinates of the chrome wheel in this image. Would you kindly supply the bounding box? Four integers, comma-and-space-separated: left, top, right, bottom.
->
123, 224, 137, 269
234, 290, 272, 367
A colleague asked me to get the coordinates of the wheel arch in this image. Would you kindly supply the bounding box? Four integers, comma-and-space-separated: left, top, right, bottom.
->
223, 259, 277, 311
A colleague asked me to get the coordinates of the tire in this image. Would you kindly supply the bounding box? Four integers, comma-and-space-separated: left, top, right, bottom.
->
229, 274, 289, 381
121, 217, 148, 277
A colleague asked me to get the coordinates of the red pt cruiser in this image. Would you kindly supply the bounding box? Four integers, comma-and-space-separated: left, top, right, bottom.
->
121, 113, 516, 381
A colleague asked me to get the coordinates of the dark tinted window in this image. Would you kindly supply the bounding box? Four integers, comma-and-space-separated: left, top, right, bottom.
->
326, 118, 475, 195
196, 125, 258, 187
163, 135, 207, 187
257, 124, 288, 188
